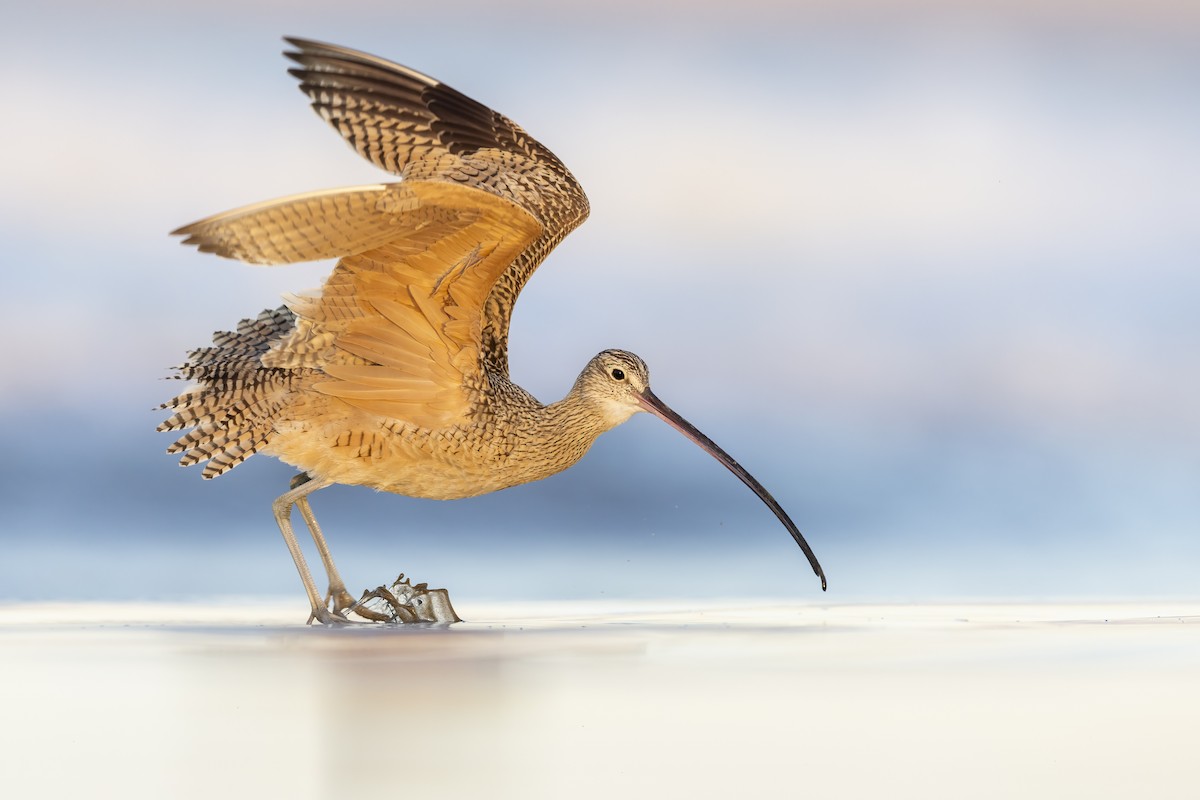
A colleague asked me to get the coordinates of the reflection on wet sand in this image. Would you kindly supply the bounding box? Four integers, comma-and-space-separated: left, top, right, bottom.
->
3, 601, 1198, 799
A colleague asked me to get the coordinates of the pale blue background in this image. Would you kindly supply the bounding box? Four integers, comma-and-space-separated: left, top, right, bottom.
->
2, 1, 1196, 603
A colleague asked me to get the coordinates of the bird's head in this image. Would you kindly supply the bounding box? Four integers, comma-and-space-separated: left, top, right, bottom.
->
574, 349, 651, 427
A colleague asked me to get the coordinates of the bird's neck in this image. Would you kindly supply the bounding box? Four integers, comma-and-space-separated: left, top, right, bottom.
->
538, 386, 616, 450
500, 385, 618, 481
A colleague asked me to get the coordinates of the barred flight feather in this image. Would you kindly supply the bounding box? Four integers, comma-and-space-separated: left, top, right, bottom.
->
160, 306, 305, 478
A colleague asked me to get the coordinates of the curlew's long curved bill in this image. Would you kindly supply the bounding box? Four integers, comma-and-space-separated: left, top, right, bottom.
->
637, 389, 827, 591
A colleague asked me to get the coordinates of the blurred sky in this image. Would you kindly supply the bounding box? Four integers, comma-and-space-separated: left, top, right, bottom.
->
1, 0, 1196, 604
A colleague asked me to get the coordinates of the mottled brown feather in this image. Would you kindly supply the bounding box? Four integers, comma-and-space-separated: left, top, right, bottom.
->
282, 37, 591, 376
170, 184, 420, 265
278, 180, 542, 429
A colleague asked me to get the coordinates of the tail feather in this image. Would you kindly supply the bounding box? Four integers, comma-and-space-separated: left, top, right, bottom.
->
186, 309, 298, 367
160, 306, 307, 478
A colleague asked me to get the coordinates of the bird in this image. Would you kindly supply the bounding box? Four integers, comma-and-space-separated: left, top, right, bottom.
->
160, 37, 826, 624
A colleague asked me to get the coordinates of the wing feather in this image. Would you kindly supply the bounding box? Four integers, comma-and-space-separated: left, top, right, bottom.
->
301, 181, 543, 427
171, 184, 419, 265
283, 38, 566, 192
282, 39, 590, 377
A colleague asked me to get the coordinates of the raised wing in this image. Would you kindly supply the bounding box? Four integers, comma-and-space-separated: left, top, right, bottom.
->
283, 37, 585, 218
283, 38, 591, 375
265, 180, 544, 429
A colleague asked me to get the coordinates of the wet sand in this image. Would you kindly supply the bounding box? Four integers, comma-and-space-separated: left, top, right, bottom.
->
3, 600, 1197, 798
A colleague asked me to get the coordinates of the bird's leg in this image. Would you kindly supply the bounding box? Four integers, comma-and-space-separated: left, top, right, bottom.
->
288, 473, 356, 617
272, 476, 347, 625
294, 492, 357, 616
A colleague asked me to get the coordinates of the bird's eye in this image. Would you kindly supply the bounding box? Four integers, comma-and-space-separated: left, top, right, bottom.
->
610, 368, 625, 381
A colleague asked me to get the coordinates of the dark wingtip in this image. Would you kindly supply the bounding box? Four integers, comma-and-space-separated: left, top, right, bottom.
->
282, 36, 348, 59
282, 37, 309, 65
282, 35, 316, 50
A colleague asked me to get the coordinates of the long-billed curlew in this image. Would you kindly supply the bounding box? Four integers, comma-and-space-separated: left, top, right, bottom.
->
160, 38, 826, 624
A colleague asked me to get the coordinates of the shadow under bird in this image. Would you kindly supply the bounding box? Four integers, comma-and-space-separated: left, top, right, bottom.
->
160, 38, 826, 624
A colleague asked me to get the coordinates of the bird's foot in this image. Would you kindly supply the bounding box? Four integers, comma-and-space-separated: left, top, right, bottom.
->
305, 586, 360, 625
306, 605, 353, 626
328, 587, 358, 615
346, 574, 461, 624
